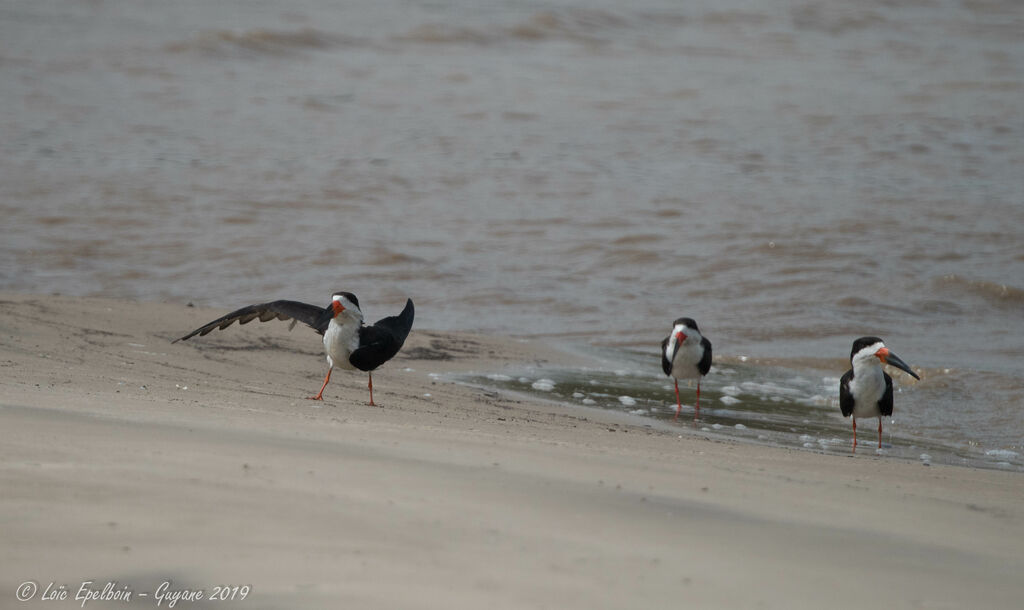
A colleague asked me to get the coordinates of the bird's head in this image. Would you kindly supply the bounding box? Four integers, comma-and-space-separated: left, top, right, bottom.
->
330, 291, 363, 321
850, 336, 920, 380
665, 317, 701, 363
670, 317, 700, 345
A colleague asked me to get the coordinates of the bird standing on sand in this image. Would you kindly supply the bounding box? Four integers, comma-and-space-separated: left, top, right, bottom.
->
174, 292, 414, 405
661, 317, 712, 421
839, 336, 919, 452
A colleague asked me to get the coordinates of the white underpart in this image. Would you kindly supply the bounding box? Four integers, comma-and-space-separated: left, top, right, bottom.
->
668, 323, 705, 380
323, 301, 363, 370
849, 341, 887, 418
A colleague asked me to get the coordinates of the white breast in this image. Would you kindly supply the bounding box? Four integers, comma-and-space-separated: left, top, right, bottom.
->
669, 337, 704, 380
323, 317, 360, 370
849, 365, 886, 418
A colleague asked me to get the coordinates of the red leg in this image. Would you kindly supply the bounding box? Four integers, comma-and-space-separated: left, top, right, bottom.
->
878, 418, 883, 449
673, 379, 681, 421
368, 372, 376, 407
694, 380, 701, 421
852, 417, 857, 453
309, 367, 332, 400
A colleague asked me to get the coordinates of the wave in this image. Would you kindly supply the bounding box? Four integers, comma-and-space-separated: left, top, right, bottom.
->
396, 9, 637, 47
165, 28, 356, 58
934, 274, 1024, 310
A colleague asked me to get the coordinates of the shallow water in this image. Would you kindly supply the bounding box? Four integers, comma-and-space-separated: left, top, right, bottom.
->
2, 0, 1022, 462
460, 344, 1023, 472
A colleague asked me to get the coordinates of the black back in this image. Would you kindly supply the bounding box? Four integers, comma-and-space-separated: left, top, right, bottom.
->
839, 369, 855, 417
879, 373, 895, 416
697, 336, 713, 376
349, 299, 415, 372
174, 299, 330, 342
660, 336, 673, 376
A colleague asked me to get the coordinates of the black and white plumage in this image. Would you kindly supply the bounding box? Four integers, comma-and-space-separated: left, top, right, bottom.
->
661, 317, 712, 421
174, 291, 414, 405
838, 336, 919, 452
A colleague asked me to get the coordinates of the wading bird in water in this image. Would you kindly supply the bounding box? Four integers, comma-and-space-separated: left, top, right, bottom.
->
839, 336, 919, 452
174, 292, 414, 405
661, 317, 712, 421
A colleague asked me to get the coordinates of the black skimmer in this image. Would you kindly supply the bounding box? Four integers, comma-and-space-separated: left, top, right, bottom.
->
661, 317, 712, 421
174, 292, 414, 405
839, 336, 919, 452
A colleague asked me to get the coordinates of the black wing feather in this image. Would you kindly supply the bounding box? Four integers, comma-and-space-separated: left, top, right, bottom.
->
697, 336, 712, 376
173, 300, 330, 343
879, 372, 895, 416
349, 299, 415, 372
839, 369, 855, 417
660, 336, 673, 376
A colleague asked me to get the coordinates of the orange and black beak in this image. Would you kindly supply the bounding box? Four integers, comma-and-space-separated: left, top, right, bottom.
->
667, 330, 687, 362
876, 347, 920, 380
316, 300, 346, 329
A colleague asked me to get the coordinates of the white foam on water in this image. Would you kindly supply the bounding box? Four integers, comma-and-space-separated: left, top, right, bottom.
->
720, 396, 741, 405
798, 394, 830, 406
486, 373, 512, 381
734, 423, 747, 430
984, 449, 1019, 460
629, 409, 648, 415
531, 379, 555, 391
720, 385, 742, 396
618, 396, 637, 406
711, 423, 723, 430
740, 381, 803, 397
581, 398, 596, 405
799, 435, 815, 442
571, 392, 584, 399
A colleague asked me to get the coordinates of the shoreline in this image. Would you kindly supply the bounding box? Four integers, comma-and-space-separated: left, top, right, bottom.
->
2, 293, 1023, 609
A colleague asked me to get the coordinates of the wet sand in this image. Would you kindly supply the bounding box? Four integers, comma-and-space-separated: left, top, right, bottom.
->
2, 293, 1023, 609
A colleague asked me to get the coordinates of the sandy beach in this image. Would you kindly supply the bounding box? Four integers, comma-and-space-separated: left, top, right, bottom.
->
2, 292, 1023, 609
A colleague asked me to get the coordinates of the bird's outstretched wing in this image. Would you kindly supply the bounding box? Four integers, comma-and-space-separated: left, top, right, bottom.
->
349, 299, 415, 372
698, 336, 713, 376
173, 300, 330, 343
839, 369, 855, 417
